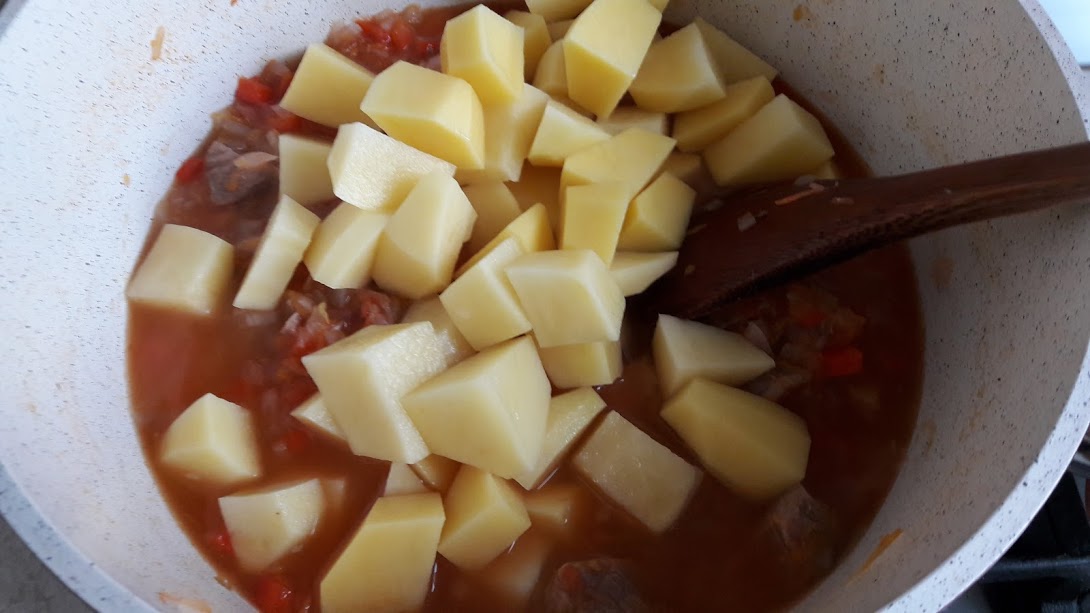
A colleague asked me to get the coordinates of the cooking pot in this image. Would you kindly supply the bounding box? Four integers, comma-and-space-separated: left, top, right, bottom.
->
1, 0, 1089, 610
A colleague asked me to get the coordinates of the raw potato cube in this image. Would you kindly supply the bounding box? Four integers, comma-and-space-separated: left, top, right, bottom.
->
319, 493, 445, 613
505, 11, 551, 79
438, 466, 532, 570
402, 297, 475, 368
532, 41, 568, 99
411, 455, 461, 493
659, 151, 706, 187
403, 337, 551, 477
442, 238, 532, 350
630, 24, 726, 113
524, 483, 583, 534
385, 463, 430, 496
291, 394, 347, 443
515, 387, 607, 489
572, 411, 700, 532
301, 322, 451, 463
538, 340, 621, 389
609, 251, 677, 296
327, 122, 455, 211
693, 18, 778, 84
528, 100, 610, 167
561, 128, 676, 201
279, 43, 376, 128
673, 75, 775, 152
463, 182, 523, 254
661, 378, 810, 500
457, 83, 549, 185
505, 249, 625, 348
807, 159, 842, 180
653, 313, 775, 396
159, 393, 260, 488
526, 0, 591, 22
303, 203, 388, 289
507, 164, 562, 229
559, 182, 629, 265
596, 107, 668, 136
360, 61, 485, 169
562, 0, 662, 117
546, 19, 574, 40
616, 173, 695, 252
372, 172, 477, 299
456, 203, 555, 278
481, 531, 552, 606
278, 134, 335, 206
127, 225, 233, 316
704, 94, 834, 185
219, 478, 325, 572
234, 196, 320, 310
441, 5, 525, 106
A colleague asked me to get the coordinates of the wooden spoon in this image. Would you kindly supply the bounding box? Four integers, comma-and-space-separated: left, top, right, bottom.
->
644, 142, 1090, 319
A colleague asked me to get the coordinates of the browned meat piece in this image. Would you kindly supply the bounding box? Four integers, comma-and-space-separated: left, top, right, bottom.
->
756, 486, 839, 587
204, 141, 278, 205
543, 559, 651, 613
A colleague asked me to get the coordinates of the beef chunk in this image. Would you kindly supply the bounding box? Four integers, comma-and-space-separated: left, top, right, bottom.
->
205, 141, 278, 205
756, 486, 839, 586
543, 559, 650, 613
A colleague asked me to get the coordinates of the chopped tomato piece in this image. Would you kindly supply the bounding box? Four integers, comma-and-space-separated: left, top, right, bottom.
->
389, 20, 415, 51
357, 19, 392, 45
413, 39, 438, 59
821, 347, 864, 378
236, 77, 273, 105
255, 575, 294, 613
208, 530, 234, 558
174, 156, 205, 183
267, 111, 302, 134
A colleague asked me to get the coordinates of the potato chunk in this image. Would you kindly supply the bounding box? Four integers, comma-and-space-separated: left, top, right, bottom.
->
692, 18, 778, 84
219, 478, 325, 572
704, 94, 834, 185
384, 463, 429, 496
456, 203, 555, 279
159, 393, 260, 488
481, 531, 552, 607
659, 151, 706, 187
596, 107, 667, 136
616, 173, 695, 252
442, 238, 532, 350
573, 411, 700, 532
526, 0, 591, 22
538, 340, 621, 389
411, 455, 461, 493
559, 183, 628, 265
439, 466, 532, 570
547, 19, 574, 40
661, 378, 810, 500
372, 172, 477, 299
505, 249, 625, 348
524, 483, 584, 534
653, 314, 775, 396
515, 387, 607, 489
441, 6, 524, 106
234, 196, 320, 310
290, 394, 347, 443
320, 493, 445, 613
630, 24, 726, 113
402, 296, 475, 368
327, 122, 455, 211
457, 84, 550, 185
673, 75, 775, 152
609, 251, 677, 296
278, 134, 335, 206
505, 11, 551, 79
279, 43, 375, 128
506, 164, 562, 229
561, 128, 676, 201
532, 41, 569, 99
528, 100, 610, 167
404, 336, 551, 477
463, 182, 523, 254
127, 224, 233, 316
303, 203, 387, 289
562, 0, 661, 117
301, 322, 450, 463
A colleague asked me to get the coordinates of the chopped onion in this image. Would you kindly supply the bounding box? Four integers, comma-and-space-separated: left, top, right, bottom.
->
737, 212, 757, 232
743, 321, 773, 356
233, 151, 278, 170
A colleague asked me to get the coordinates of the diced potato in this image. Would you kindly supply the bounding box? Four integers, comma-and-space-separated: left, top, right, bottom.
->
505, 11, 551, 79
515, 387, 607, 489
319, 493, 445, 613
616, 173, 695, 252
596, 107, 667, 136
526, 0, 591, 22
360, 61, 485, 169
127, 224, 233, 316
524, 483, 583, 534
609, 251, 677, 296
692, 18, 778, 84
572, 411, 700, 532
546, 19, 574, 40
528, 100, 610, 167
480, 531, 552, 606
291, 394, 347, 443
456, 203, 555, 278
704, 94, 834, 185
647, 0, 668, 10
659, 151, 706, 187
279, 43, 376, 128
507, 164, 562, 229
661, 378, 810, 500
411, 455, 461, 493
385, 463, 430, 496
327, 122, 455, 211
653, 314, 775, 396
505, 249, 625, 348
402, 297, 475, 368
372, 172, 477, 299
441, 6, 525, 106
630, 24, 726, 113
463, 182, 523, 254
234, 196, 320, 310
561, 128, 676, 201
532, 41, 568, 99
159, 393, 260, 488
538, 340, 621, 389
404, 336, 551, 477
457, 83, 550, 185
219, 478, 325, 572
278, 134, 335, 206
673, 75, 775, 152
559, 182, 628, 265
438, 466, 532, 570
442, 238, 532, 350
301, 322, 450, 463
303, 203, 388, 289
562, 0, 661, 117
807, 159, 843, 180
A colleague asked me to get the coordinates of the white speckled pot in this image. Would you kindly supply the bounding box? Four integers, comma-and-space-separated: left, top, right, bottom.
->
0, 0, 1088, 611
